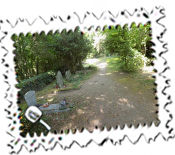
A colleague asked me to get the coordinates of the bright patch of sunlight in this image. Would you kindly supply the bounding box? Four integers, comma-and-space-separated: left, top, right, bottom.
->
38, 96, 44, 99
126, 103, 134, 108
119, 98, 129, 103
94, 36, 100, 46
48, 98, 53, 102
106, 73, 111, 75
143, 66, 154, 73
77, 109, 84, 114
85, 58, 99, 65
91, 119, 101, 126
84, 28, 104, 48
95, 97, 105, 101
48, 94, 56, 98
96, 62, 107, 69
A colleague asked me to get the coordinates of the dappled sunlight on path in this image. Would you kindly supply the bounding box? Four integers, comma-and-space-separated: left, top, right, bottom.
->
96, 62, 107, 69
46, 59, 159, 132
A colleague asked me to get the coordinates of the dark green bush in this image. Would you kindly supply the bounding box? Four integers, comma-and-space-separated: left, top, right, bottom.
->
16, 71, 56, 101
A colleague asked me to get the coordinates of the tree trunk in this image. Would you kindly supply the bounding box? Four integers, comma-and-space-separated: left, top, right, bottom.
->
36, 58, 39, 75
144, 43, 146, 56
125, 56, 127, 67
78, 58, 83, 70
70, 64, 74, 74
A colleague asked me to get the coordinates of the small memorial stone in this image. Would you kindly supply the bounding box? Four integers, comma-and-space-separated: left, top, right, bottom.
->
65, 70, 71, 81
57, 71, 64, 88
24, 91, 37, 107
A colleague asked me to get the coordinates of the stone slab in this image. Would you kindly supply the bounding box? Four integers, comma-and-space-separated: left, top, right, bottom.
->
38, 103, 71, 114
38, 103, 60, 111
42, 108, 70, 114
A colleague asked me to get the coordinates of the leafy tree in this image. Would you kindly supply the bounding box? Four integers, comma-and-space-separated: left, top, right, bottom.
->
130, 23, 152, 56
100, 23, 151, 71
12, 27, 94, 81
54, 28, 93, 73
102, 25, 133, 67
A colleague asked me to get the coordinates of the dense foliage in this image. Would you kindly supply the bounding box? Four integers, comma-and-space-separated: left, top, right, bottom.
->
16, 71, 55, 100
12, 27, 94, 81
98, 23, 153, 71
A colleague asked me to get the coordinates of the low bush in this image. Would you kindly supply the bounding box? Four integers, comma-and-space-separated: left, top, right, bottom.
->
117, 49, 146, 72
16, 71, 56, 101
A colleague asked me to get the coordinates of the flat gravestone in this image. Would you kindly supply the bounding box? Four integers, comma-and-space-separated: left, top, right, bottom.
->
38, 103, 70, 114
39, 104, 60, 111
57, 71, 64, 88
65, 70, 71, 81
24, 91, 37, 107
42, 108, 70, 114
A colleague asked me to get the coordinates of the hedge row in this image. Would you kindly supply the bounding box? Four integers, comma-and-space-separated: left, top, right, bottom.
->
16, 71, 56, 101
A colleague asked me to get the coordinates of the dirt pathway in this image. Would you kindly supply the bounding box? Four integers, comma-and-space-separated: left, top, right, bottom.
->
46, 60, 159, 132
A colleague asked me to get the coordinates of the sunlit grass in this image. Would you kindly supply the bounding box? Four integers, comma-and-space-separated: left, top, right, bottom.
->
105, 56, 156, 94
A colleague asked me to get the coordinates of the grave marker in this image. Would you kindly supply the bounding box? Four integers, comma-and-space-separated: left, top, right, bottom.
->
24, 91, 37, 107
65, 70, 71, 81
57, 71, 64, 88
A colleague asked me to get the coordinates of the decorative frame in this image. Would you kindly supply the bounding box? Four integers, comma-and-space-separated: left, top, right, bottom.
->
0, 5, 174, 154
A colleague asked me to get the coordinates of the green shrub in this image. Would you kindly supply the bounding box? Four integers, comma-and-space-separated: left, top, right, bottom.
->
117, 49, 146, 72
16, 71, 56, 101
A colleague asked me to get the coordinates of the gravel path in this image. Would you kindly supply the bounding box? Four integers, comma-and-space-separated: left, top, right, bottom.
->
46, 60, 159, 132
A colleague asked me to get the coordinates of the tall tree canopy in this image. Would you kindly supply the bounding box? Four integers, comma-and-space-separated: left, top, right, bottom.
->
12, 27, 94, 81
